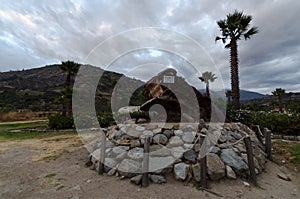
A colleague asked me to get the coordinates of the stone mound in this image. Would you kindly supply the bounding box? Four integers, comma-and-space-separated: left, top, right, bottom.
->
87, 120, 267, 184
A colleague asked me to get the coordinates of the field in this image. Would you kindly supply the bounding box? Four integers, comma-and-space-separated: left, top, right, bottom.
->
0, 122, 300, 198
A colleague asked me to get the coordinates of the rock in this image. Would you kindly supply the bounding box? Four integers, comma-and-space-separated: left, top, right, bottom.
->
170, 146, 185, 159
70, 196, 80, 199
130, 140, 141, 148
91, 149, 101, 163
209, 146, 221, 154
174, 130, 184, 136
168, 136, 183, 147
183, 144, 193, 149
220, 149, 248, 175
104, 158, 118, 173
242, 181, 250, 187
130, 175, 142, 185
127, 130, 143, 138
192, 163, 201, 182
153, 128, 161, 134
174, 163, 190, 180
136, 126, 146, 131
118, 159, 141, 177
182, 132, 195, 143
184, 124, 196, 131
115, 152, 127, 160
207, 153, 225, 180
235, 144, 246, 153
143, 130, 154, 137
112, 146, 129, 155
183, 149, 197, 163
153, 134, 168, 145
226, 165, 236, 179
145, 124, 158, 130
150, 175, 166, 184
107, 167, 117, 176
127, 147, 144, 160
277, 173, 291, 181
149, 145, 171, 156
149, 156, 175, 173
163, 130, 173, 138
198, 119, 206, 129
71, 185, 81, 191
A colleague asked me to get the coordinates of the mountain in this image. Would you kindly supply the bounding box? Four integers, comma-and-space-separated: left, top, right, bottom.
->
0, 65, 144, 112
239, 90, 266, 101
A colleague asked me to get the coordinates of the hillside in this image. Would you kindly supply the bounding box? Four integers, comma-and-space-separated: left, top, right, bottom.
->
0, 65, 144, 112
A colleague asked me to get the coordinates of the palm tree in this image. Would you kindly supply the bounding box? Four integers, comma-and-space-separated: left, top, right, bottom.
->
59, 60, 80, 116
199, 71, 217, 97
216, 10, 258, 110
272, 88, 285, 113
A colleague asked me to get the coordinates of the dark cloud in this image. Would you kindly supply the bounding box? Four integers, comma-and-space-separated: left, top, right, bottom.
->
0, 0, 299, 94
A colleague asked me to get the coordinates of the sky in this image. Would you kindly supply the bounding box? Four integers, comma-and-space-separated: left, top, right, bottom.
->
0, 0, 299, 94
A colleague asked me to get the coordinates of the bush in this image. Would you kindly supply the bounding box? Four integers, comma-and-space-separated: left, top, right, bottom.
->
97, 113, 114, 127
227, 109, 300, 135
48, 114, 74, 129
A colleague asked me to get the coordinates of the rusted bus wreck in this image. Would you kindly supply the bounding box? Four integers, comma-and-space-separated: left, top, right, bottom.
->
140, 68, 211, 123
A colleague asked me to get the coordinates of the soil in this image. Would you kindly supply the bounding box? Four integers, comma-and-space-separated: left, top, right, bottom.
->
0, 134, 299, 199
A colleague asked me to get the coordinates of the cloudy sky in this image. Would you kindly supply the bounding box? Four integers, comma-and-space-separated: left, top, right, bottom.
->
0, 0, 299, 94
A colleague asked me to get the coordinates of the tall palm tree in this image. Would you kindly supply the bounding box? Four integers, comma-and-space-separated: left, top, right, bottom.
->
59, 60, 80, 116
199, 71, 217, 97
272, 88, 285, 113
216, 10, 258, 110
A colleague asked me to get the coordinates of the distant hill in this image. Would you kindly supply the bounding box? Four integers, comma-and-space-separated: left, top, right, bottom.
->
0, 65, 144, 112
239, 90, 266, 101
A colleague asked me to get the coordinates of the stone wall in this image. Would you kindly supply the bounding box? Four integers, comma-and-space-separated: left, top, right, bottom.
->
87, 121, 267, 185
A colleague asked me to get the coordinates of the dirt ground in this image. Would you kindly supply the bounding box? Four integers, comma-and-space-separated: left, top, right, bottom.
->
0, 134, 299, 199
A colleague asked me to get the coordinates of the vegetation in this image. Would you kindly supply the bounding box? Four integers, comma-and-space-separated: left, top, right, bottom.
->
274, 140, 300, 165
272, 88, 285, 113
227, 109, 300, 135
0, 122, 75, 140
199, 71, 217, 97
59, 60, 80, 116
216, 10, 258, 110
48, 114, 74, 129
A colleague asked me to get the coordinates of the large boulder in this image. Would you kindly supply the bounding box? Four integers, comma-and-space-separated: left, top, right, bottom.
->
220, 149, 249, 175
207, 153, 225, 180
117, 159, 141, 177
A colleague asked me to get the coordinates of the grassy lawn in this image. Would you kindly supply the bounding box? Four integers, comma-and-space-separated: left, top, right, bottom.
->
273, 140, 300, 165
0, 121, 76, 140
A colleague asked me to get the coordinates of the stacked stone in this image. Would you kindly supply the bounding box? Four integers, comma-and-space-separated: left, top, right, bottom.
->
87, 120, 266, 185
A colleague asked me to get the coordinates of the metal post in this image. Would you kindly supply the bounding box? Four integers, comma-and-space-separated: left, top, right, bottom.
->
98, 134, 106, 175
199, 135, 207, 189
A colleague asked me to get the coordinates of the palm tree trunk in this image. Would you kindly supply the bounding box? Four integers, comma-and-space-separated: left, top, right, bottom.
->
206, 82, 210, 97
230, 39, 240, 110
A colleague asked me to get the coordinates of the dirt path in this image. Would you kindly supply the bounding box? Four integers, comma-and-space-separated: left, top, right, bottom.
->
0, 135, 299, 199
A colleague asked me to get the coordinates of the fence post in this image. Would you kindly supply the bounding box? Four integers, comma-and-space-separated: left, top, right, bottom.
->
142, 136, 150, 187
244, 136, 257, 185
252, 125, 263, 144
264, 128, 272, 160
199, 135, 207, 189
98, 134, 106, 175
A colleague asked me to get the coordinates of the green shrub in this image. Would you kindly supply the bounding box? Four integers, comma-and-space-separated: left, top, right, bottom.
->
227, 109, 300, 135
48, 114, 74, 129
97, 113, 114, 127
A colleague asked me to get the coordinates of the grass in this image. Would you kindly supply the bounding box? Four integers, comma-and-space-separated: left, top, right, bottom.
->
273, 140, 300, 165
0, 121, 76, 140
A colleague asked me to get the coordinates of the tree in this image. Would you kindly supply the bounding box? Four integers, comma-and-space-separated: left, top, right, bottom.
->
199, 71, 217, 97
216, 10, 258, 110
225, 90, 232, 103
59, 60, 80, 116
272, 88, 285, 113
